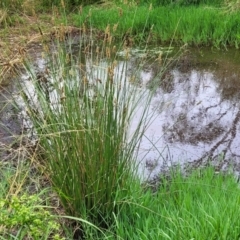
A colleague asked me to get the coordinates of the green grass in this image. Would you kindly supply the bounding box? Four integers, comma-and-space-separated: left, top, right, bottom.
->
112, 166, 240, 239
0, 162, 62, 239
1, 0, 240, 48
18, 28, 154, 233
2, 1, 240, 238
1, 160, 240, 239
72, 3, 240, 48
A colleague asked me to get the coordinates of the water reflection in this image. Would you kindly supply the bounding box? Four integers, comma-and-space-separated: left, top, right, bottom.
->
15, 46, 240, 179
137, 49, 240, 179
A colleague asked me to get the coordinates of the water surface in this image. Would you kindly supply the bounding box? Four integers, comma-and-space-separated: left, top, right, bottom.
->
1, 45, 240, 180
136, 48, 240, 179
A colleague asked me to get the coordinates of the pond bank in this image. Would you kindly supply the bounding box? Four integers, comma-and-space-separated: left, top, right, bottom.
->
72, 3, 240, 48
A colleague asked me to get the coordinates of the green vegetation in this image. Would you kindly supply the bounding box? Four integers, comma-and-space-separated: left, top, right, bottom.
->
49, 164, 240, 239
2, 160, 240, 239
0, 163, 62, 239
1, 0, 240, 239
114, 166, 240, 239
72, 2, 240, 48
19, 31, 154, 235
1, 0, 240, 47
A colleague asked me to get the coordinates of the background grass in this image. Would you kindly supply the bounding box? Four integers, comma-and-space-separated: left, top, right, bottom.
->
72, 4, 240, 48
1, 0, 240, 47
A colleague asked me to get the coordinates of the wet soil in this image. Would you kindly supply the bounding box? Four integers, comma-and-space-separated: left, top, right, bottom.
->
0, 16, 87, 158
0, 84, 22, 161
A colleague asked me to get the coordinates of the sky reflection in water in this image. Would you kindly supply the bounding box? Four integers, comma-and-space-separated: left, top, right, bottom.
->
132, 49, 240, 179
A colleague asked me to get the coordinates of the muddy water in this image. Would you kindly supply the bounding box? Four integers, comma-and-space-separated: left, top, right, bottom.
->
137, 48, 240, 179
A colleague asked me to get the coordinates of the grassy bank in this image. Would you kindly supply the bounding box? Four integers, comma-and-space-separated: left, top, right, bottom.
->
1, 162, 240, 239
72, 3, 240, 48
1, 1, 240, 48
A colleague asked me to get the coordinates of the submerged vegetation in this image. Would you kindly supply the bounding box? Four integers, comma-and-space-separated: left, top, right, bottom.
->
1, 0, 240, 239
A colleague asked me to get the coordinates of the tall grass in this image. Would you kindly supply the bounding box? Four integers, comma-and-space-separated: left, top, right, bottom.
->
73, 3, 240, 48
18, 23, 156, 233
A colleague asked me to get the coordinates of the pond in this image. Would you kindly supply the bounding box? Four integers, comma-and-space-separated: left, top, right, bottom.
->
1, 44, 240, 180
135, 48, 240, 179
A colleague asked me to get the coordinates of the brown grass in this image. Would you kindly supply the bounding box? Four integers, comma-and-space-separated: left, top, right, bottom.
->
0, 11, 62, 85
224, 0, 240, 12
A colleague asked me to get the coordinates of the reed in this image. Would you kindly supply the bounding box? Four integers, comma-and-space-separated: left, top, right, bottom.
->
18, 22, 156, 233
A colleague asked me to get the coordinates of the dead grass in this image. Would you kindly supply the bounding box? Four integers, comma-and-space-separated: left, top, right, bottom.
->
0, 13, 61, 85
224, 0, 240, 12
